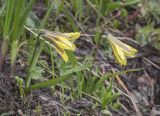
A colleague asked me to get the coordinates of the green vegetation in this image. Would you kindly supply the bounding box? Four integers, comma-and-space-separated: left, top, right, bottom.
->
0, 0, 160, 115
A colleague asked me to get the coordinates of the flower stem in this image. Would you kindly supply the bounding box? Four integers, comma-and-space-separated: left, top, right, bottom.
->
88, 29, 102, 78
26, 33, 42, 88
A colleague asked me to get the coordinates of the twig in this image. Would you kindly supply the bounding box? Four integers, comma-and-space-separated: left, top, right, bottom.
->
143, 57, 160, 70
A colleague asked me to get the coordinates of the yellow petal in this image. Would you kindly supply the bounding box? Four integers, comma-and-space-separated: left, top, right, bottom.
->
46, 34, 75, 50
53, 43, 68, 62
63, 32, 80, 40
107, 34, 131, 52
122, 42, 137, 52
56, 41, 76, 51
46, 31, 80, 40
109, 39, 127, 66
123, 49, 137, 57
107, 33, 137, 56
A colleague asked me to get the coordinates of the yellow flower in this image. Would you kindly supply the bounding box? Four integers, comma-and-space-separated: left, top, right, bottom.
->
44, 32, 80, 62
107, 33, 137, 66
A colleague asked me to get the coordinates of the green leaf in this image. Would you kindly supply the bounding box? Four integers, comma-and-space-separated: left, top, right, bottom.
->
107, 2, 122, 12
124, 0, 139, 6
25, 75, 71, 93
26, 12, 40, 28
136, 25, 154, 45
15, 76, 25, 98
66, 50, 77, 66
60, 65, 89, 76
111, 102, 121, 110
30, 66, 44, 80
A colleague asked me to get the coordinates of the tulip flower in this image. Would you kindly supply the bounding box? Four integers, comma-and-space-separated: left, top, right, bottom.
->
44, 32, 80, 62
107, 33, 137, 66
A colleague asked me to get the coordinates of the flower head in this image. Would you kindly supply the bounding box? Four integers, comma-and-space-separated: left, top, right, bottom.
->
107, 33, 137, 66
44, 31, 80, 62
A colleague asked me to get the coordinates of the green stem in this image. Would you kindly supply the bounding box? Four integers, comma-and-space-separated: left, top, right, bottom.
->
10, 40, 18, 77
88, 30, 102, 78
49, 46, 55, 79
26, 33, 42, 88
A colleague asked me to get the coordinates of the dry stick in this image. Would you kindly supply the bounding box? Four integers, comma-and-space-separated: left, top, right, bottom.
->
129, 59, 139, 79
143, 57, 160, 70
111, 67, 142, 116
